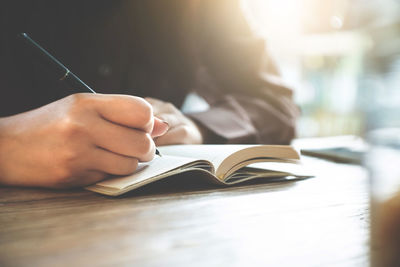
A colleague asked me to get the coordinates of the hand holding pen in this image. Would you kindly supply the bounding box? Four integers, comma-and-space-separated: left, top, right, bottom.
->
19, 33, 164, 156
0, 34, 169, 189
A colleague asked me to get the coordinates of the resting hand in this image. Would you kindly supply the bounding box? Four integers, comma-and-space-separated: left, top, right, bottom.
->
0, 93, 168, 188
146, 97, 204, 146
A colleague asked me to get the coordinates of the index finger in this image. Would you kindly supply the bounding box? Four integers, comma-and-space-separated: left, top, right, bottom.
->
92, 94, 154, 133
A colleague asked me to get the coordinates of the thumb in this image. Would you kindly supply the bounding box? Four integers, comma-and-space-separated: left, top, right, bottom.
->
151, 118, 169, 138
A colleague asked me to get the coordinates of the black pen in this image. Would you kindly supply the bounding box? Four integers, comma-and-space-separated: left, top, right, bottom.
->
19, 33, 162, 157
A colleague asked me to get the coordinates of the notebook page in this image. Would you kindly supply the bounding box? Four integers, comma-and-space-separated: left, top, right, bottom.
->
158, 145, 257, 169
89, 155, 203, 190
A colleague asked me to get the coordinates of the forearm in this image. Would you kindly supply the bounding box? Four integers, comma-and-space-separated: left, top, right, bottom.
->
187, 91, 298, 145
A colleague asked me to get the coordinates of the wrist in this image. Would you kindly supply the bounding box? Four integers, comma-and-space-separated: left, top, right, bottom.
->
0, 115, 25, 186
189, 118, 218, 144
185, 113, 226, 144
0, 117, 11, 185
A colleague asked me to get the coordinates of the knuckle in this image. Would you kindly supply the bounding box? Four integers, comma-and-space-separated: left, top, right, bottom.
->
137, 134, 152, 154
138, 135, 155, 162
142, 108, 153, 128
66, 94, 96, 117
180, 125, 191, 138
132, 97, 154, 130
164, 102, 176, 112
179, 125, 196, 144
67, 93, 91, 108
134, 96, 153, 111
58, 117, 85, 139
58, 147, 79, 168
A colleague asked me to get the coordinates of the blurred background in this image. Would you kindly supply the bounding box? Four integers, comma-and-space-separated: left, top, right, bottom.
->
242, 0, 400, 138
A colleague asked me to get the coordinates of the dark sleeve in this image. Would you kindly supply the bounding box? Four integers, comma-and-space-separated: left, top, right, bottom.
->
187, 0, 299, 145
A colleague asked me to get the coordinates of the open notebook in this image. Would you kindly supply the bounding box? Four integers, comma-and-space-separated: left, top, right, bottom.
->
86, 145, 313, 196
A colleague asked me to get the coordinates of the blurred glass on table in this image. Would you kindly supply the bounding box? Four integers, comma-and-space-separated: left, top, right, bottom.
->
359, 1, 400, 266
368, 129, 400, 267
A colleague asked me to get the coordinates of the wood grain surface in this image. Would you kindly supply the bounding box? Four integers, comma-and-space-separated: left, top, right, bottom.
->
0, 157, 369, 267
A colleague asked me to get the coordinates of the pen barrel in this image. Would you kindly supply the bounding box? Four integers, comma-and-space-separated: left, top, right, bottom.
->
19, 33, 96, 94
19, 33, 67, 78
64, 72, 96, 94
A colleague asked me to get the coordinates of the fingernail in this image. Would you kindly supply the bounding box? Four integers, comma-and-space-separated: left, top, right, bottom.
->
160, 120, 169, 135
162, 120, 169, 128
155, 120, 169, 137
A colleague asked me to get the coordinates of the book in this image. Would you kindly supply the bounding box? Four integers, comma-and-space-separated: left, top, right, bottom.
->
86, 144, 313, 196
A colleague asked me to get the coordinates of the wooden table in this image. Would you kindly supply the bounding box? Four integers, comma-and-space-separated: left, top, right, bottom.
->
0, 157, 369, 267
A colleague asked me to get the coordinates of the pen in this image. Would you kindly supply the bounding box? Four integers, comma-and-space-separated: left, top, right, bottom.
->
19, 33, 162, 157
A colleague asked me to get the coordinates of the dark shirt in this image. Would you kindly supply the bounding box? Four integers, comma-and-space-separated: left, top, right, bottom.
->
0, 0, 298, 144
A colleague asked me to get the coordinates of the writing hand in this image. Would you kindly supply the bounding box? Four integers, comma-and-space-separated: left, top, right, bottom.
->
145, 97, 204, 146
0, 93, 168, 188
